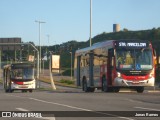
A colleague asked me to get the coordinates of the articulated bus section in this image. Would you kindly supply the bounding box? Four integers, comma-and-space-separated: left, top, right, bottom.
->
74, 40, 156, 93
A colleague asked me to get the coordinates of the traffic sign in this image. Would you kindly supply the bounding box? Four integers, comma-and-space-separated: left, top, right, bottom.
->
0, 38, 21, 50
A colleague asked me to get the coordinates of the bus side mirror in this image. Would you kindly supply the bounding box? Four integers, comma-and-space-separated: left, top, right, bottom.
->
153, 49, 157, 65
155, 57, 157, 65
153, 49, 156, 56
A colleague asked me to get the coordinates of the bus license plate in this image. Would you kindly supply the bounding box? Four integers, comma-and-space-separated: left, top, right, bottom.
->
132, 82, 139, 84
20, 85, 28, 88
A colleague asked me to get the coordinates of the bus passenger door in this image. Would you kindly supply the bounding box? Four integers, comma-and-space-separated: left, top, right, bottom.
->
108, 48, 114, 85
77, 56, 81, 86
89, 53, 94, 87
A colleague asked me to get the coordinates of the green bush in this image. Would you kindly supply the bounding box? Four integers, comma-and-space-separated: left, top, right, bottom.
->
60, 79, 74, 85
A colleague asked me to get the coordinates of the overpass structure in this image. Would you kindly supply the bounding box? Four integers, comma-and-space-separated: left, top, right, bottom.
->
0, 42, 39, 79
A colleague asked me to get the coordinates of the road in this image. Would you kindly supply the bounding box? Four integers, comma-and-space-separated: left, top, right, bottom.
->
0, 82, 160, 120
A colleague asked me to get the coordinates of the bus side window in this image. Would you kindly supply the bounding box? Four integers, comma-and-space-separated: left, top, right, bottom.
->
94, 56, 99, 66
99, 60, 103, 65
99, 57, 107, 65
80, 60, 83, 67
86, 59, 89, 66
81, 59, 85, 67
104, 57, 107, 65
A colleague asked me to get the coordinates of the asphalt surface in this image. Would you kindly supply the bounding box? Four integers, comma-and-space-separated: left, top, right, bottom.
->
0, 82, 160, 120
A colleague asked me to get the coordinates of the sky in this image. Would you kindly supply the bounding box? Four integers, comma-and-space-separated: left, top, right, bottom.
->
0, 0, 160, 46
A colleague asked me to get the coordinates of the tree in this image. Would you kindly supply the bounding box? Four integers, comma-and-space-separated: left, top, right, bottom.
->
123, 28, 129, 32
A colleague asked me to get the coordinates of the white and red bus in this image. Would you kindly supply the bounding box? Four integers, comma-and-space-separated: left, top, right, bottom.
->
3, 62, 36, 93
74, 40, 156, 93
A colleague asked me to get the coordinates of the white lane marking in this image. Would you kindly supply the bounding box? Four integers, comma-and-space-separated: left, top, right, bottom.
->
5, 94, 27, 99
5, 94, 134, 120
16, 108, 55, 120
134, 107, 160, 111
16, 108, 28, 111
30, 97, 134, 120
125, 99, 142, 103
30, 97, 91, 111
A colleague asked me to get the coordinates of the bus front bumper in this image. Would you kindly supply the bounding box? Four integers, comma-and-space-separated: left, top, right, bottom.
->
11, 81, 36, 90
114, 77, 155, 87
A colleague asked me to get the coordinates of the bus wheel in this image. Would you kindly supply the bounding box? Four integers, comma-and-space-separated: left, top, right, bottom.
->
22, 90, 27, 93
83, 80, 89, 92
29, 90, 33, 93
89, 88, 95, 92
136, 87, 144, 93
8, 85, 13, 93
102, 77, 108, 92
113, 87, 120, 93
5, 89, 9, 93
8, 89, 13, 93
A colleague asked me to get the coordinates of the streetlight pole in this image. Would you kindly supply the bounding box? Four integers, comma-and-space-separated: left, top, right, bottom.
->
90, 0, 92, 47
35, 20, 46, 73
20, 48, 23, 62
54, 41, 57, 53
70, 52, 72, 81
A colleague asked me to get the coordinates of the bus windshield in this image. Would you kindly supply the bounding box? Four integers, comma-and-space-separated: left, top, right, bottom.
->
11, 68, 34, 79
116, 48, 153, 70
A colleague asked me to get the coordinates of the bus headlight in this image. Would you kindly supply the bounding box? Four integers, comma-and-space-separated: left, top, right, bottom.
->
117, 72, 121, 78
149, 73, 153, 78
149, 68, 154, 78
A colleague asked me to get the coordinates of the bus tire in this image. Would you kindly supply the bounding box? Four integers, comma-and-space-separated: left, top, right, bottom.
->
8, 89, 13, 93
83, 80, 90, 92
136, 87, 144, 93
113, 87, 120, 93
10, 89, 14, 93
89, 88, 95, 92
5, 89, 9, 93
22, 90, 27, 93
102, 77, 108, 92
29, 90, 33, 93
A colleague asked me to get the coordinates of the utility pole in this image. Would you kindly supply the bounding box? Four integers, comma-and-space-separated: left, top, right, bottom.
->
70, 52, 72, 81
90, 0, 92, 47
35, 20, 46, 73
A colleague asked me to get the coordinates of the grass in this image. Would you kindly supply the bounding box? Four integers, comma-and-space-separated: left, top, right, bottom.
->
0, 79, 2, 84
59, 79, 75, 85
39, 76, 76, 88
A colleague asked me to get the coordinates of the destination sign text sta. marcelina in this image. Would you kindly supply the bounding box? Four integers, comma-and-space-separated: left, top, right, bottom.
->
115, 40, 149, 48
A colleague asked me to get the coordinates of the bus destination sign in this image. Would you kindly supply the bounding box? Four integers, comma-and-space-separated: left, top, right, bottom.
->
115, 41, 149, 48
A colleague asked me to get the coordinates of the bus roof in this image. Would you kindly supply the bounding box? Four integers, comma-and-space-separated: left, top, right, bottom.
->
75, 39, 152, 56
3, 62, 34, 69
75, 40, 115, 54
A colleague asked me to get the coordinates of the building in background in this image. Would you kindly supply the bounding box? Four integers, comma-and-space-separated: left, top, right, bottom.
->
113, 24, 120, 32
